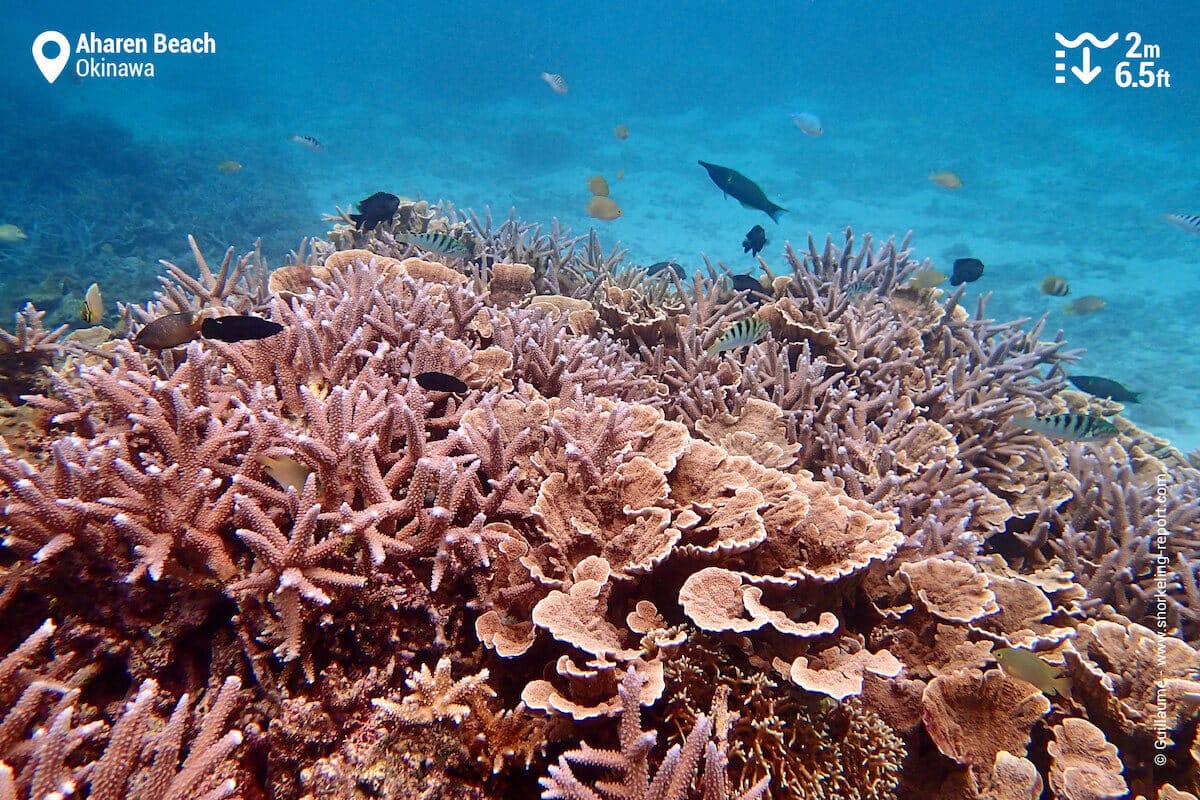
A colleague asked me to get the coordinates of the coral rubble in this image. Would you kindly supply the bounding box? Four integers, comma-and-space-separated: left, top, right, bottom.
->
1, 205, 1197, 799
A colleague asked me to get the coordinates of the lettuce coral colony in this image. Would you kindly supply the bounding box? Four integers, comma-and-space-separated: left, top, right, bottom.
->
0, 200, 1197, 799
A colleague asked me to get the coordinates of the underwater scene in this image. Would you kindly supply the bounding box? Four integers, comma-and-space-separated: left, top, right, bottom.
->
1, 0, 1198, 798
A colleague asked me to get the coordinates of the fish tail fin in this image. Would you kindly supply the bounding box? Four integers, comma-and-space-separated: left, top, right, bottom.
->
1053, 676, 1073, 700
1011, 416, 1037, 429
1129, 392, 1142, 403
1062, 305, 1076, 315
768, 205, 786, 223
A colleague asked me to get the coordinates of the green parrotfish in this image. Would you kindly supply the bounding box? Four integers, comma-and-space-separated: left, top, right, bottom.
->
698, 161, 786, 222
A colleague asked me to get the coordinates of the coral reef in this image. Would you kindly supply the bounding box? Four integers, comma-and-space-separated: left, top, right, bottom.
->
0, 87, 313, 327
1, 206, 1198, 800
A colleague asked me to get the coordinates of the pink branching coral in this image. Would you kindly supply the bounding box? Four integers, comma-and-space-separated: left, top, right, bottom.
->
539, 667, 769, 800
1006, 441, 1200, 641
0, 622, 245, 800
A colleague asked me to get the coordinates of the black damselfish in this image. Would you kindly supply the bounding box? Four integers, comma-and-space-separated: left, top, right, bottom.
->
415, 371, 468, 393
728, 273, 765, 294
728, 273, 769, 306
697, 161, 786, 222
742, 224, 767, 256
950, 257, 985, 286
200, 315, 284, 343
351, 192, 401, 231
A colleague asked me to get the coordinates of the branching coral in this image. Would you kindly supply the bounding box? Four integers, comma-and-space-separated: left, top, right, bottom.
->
0, 622, 245, 800
538, 666, 769, 800
1005, 440, 1200, 640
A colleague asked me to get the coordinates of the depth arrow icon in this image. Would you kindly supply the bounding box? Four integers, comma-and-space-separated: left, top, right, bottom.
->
1071, 47, 1102, 84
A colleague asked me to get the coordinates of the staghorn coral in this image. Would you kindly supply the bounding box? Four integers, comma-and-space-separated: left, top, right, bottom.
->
0, 303, 69, 407
227, 474, 367, 662
1006, 440, 1200, 641
0, 622, 245, 800
538, 666, 770, 800
632, 229, 1079, 568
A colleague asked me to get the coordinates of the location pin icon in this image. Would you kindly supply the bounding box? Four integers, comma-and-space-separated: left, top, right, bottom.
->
32, 31, 71, 83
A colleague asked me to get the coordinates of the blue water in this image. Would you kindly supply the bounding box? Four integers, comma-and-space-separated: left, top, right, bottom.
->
2, 0, 1198, 450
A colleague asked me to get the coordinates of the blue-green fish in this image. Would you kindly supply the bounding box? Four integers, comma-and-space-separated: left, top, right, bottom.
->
697, 161, 786, 222
708, 317, 769, 356
1013, 413, 1118, 441
845, 280, 874, 300
1067, 375, 1141, 404
400, 232, 470, 258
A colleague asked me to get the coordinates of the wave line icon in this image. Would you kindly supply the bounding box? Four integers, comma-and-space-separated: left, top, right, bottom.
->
1054, 32, 1119, 49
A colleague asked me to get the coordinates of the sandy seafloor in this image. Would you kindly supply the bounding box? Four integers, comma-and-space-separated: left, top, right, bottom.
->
3, 1, 1199, 453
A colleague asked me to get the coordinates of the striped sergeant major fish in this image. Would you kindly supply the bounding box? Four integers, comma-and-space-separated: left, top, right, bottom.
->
289, 134, 324, 151
1164, 213, 1200, 235
1012, 412, 1118, 442
400, 232, 470, 258
707, 316, 769, 356
540, 72, 568, 94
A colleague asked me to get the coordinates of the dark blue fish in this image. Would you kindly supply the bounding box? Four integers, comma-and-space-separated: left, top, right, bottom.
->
200, 315, 284, 343
742, 225, 767, 256
415, 371, 468, 392
950, 258, 985, 286
698, 161, 786, 222
728, 273, 765, 294
1068, 375, 1141, 403
350, 192, 400, 232
646, 260, 682, 277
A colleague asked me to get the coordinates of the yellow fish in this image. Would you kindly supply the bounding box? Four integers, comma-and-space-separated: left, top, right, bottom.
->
1064, 295, 1106, 315
906, 268, 947, 289
586, 196, 622, 221
587, 175, 610, 197
216, 160, 242, 173
0, 224, 27, 243
258, 454, 313, 494
929, 170, 963, 189
80, 282, 103, 324
994, 647, 1072, 698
